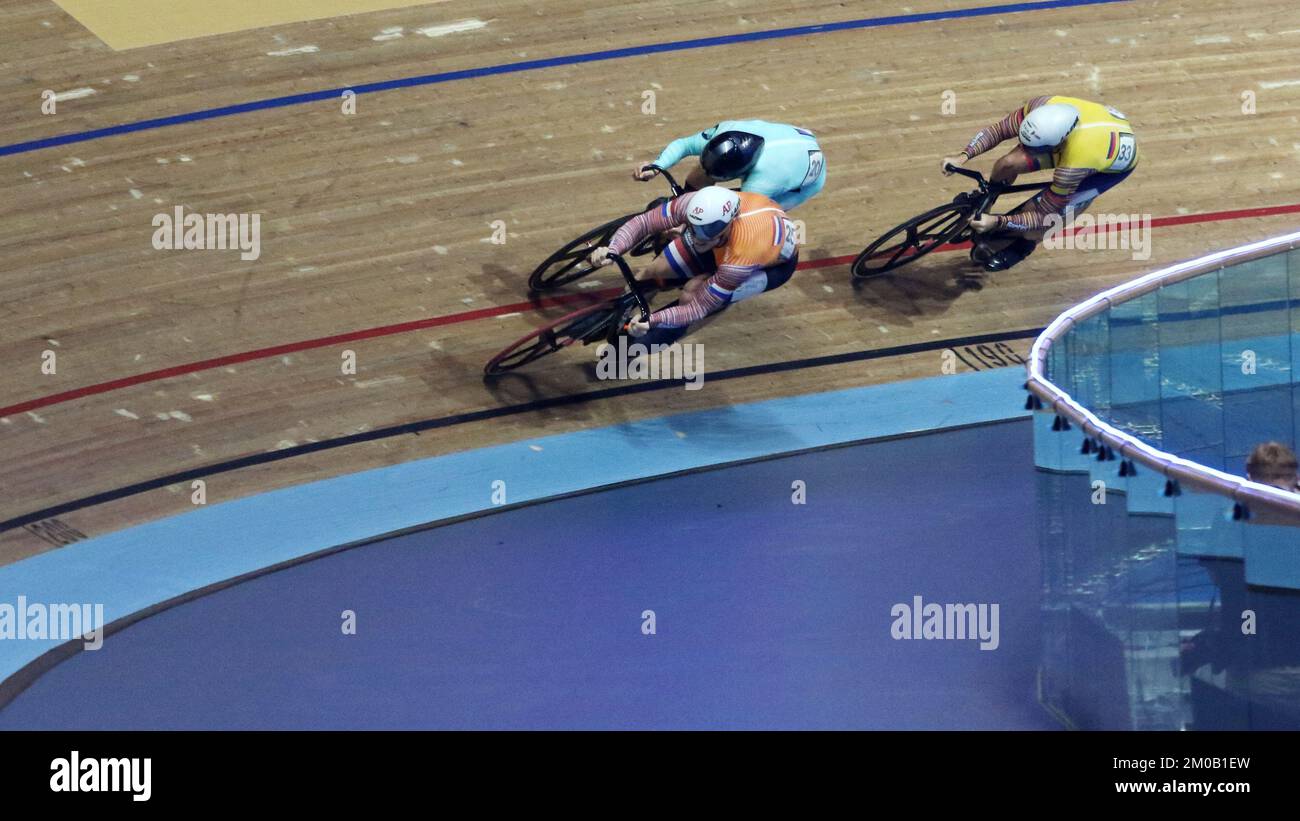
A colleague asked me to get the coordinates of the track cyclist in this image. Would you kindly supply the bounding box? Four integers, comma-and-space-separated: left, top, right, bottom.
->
634, 119, 827, 212
588, 186, 799, 346
942, 95, 1138, 271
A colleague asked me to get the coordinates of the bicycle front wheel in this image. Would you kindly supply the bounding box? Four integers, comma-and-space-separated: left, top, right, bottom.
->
483, 303, 617, 376
851, 202, 974, 280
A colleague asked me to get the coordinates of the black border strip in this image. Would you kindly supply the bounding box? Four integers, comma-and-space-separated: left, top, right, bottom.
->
1, 328, 1041, 533
0, 416, 1028, 714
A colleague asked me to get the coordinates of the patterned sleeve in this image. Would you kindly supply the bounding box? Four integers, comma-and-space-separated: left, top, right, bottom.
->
649, 262, 760, 328
960, 95, 1052, 158
607, 193, 693, 255
994, 166, 1091, 233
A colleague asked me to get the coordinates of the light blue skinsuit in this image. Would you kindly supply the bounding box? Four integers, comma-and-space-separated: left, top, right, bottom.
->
651, 119, 827, 211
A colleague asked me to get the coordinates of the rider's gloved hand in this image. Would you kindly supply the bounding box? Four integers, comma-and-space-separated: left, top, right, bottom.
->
625, 316, 651, 338
968, 214, 998, 233
632, 163, 659, 181
588, 246, 614, 267
941, 154, 968, 175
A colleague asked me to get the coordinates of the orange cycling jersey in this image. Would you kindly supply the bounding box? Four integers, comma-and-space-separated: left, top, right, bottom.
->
608, 190, 797, 328
707, 191, 796, 271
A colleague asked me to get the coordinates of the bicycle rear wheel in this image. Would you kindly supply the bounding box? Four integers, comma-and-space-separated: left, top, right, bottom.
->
851, 202, 974, 280
483, 302, 617, 376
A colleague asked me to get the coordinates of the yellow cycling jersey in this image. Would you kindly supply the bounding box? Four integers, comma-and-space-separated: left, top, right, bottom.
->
1041, 95, 1138, 175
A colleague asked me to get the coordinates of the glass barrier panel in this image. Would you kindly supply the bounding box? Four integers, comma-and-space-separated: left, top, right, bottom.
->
1034, 243, 1300, 730
1065, 312, 1111, 414
1158, 272, 1225, 469
1243, 521, 1300, 589
1175, 484, 1245, 559
1109, 291, 1162, 448
1221, 256, 1295, 466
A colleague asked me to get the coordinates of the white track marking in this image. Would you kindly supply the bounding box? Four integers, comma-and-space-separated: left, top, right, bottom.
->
354, 376, 405, 388
54, 88, 96, 101
267, 46, 319, 57
416, 20, 488, 38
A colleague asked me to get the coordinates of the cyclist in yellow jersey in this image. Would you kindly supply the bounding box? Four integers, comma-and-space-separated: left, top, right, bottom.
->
942, 95, 1138, 271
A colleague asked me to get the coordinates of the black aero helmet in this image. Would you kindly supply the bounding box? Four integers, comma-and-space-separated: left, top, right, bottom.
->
700, 130, 765, 180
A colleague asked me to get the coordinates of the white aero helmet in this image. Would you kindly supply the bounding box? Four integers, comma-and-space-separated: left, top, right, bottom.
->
1018, 103, 1080, 150
685, 186, 742, 243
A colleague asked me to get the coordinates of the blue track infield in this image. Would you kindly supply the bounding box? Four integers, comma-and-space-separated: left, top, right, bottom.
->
0, 419, 1056, 730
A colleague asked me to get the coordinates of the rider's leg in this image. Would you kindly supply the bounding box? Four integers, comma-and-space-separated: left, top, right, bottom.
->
974, 149, 1050, 267
613, 237, 710, 338
772, 160, 828, 212
968, 146, 1045, 262
981, 235, 1040, 271
983, 168, 1132, 272
990, 144, 1047, 183
978, 193, 1044, 270
641, 235, 708, 289
729, 255, 798, 303
633, 254, 796, 347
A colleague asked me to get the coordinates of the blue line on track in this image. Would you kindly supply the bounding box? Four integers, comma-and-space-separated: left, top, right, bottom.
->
1, 0, 1131, 157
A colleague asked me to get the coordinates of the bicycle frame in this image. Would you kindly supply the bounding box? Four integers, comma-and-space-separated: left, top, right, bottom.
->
608, 252, 651, 324
945, 163, 1050, 221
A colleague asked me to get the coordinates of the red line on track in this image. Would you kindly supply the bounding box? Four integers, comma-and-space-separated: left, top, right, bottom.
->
0, 289, 620, 418
3, 203, 1299, 419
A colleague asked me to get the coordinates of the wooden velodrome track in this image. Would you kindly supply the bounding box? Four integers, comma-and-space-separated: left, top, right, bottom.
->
2, 0, 1299, 564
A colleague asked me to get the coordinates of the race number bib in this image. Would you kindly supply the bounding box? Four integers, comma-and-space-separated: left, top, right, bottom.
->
1110, 133, 1137, 172
778, 217, 798, 261
799, 150, 825, 190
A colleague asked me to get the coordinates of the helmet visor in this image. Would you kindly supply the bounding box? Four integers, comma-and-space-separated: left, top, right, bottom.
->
688, 219, 730, 243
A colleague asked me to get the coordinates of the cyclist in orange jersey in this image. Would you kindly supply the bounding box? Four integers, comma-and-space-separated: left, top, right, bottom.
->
588, 186, 799, 345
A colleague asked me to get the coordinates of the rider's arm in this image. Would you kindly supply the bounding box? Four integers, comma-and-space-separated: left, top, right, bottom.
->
651, 127, 715, 170
648, 262, 758, 328
959, 95, 1052, 159
993, 166, 1091, 232
607, 193, 692, 255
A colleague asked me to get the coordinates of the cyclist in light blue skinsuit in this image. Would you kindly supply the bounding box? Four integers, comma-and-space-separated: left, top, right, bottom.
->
633, 119, 827, 212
